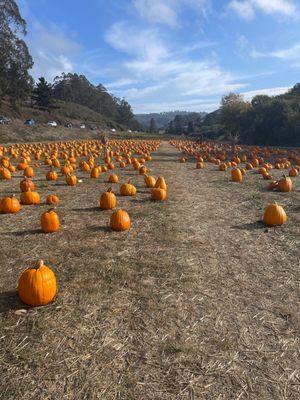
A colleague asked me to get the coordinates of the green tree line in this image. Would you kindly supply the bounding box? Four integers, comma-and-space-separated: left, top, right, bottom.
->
165, 86, 300, 146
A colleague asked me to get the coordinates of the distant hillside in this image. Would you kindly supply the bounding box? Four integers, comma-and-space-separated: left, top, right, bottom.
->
179, 84, 300, 146
135, 111, 202, 129
0, 99, 124, 129
164, 111, 208, 135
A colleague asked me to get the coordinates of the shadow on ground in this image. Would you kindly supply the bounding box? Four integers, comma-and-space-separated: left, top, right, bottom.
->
0, 290, 26, 314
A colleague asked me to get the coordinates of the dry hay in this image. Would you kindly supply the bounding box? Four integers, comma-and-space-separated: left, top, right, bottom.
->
0, 142, 299, 399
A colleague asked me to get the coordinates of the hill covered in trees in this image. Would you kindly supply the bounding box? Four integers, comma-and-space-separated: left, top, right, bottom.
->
0, 0, 140, 131
135, 111, 199, 130
165, 85, 300, 146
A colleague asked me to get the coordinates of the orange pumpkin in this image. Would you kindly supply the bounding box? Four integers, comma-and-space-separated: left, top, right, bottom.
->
100, 188, 117, 210
20, 189, 40, 205
144, 175, 156, 188
66, 174, 77, 186
0, 195, 21, 213
110, 210, 131, 231
108, 174, 119, 183
46, 195, 60, 205
120, 181, 136, 196
46, 169, 58, 181
18, 260, 57, 307
231, 168, 243, 182
263, 203, 287, 227
41, 209, 60, 233
151, 188, 167, 201
277, 175, 292, 192
155, 176, 167, 190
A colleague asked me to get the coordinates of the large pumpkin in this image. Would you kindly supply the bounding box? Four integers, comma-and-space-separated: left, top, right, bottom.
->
100, 188, 117, 210
231, 168, 243, 182
1, 196, 21, 214
90, 167, 100, 179
277, 175, 292, 192
263, 203, 287, 226
24, 166, 34, 178
66, 174, 77, 186
155, 176, 167, 190
120, 181, 136, 196
0, 168, 12, 180
20, 177, 35, 192
20, 189, 40, 205
18, 260, 57, 307
108, 174, 119, 183
151, 188, 167, 201
41, 209, 60, 233
46, 169, 58, 181
144, 175, 156, 188
110, 210, 131, 231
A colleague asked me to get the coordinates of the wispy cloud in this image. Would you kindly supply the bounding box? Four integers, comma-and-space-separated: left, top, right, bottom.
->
250, 42, 300, 66
132, 0, 211, 27
242, 86, 291, 99
104, 22, 247, 112
19, 0, 83, 81
28, 23, 83, 81
228, 0, 297, 20
133, 0, 179, 26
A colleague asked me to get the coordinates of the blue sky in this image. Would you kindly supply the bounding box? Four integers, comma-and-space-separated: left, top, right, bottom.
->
19, 0, 300, 113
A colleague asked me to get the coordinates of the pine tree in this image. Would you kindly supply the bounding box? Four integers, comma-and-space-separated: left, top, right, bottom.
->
32, 77, 53, 108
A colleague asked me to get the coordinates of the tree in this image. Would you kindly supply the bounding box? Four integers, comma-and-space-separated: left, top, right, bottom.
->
0, 0, 34, 104
149, 118, 157, 133
166, 121, 175, 135
220, 93, 251, 138
174, 115, 183, 135
52, 74, 136, 126
32, 77, 53, 108
187, 120, 194, 134
116, 98, 134, 127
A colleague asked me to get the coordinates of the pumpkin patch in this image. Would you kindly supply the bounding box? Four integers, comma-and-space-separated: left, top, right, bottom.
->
0, 136, 299, 399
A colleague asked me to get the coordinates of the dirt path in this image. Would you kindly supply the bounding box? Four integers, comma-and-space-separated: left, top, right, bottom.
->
1, 141, 299, 399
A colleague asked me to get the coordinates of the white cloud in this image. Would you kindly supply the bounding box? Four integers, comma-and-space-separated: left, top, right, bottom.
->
229, 1, 255, 20
253, 0, 296, 15
228, 0, 297, 20
133, 0, 179, 26
250, 42, 300, 66
105, 22, 168, 62
132, 0, 211, 27
242, 86, 291, 99
106, 22, 245, 85
104, 22, 247, 112
106, 78, 139, 89
26, 22, 82, 81
269, 43, 300, 60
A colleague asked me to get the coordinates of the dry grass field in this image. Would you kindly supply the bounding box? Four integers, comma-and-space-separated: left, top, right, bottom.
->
0, 140, 299, 400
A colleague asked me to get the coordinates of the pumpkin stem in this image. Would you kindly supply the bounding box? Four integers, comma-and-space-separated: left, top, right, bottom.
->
36, 260, 44, 269
107, 188, 113, 193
